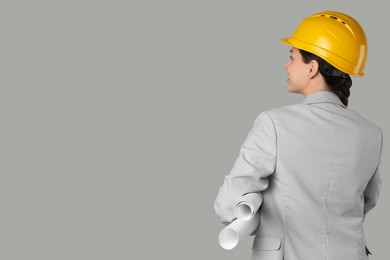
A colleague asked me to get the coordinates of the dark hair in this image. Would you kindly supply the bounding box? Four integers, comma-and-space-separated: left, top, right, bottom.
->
299, 49, 352, 107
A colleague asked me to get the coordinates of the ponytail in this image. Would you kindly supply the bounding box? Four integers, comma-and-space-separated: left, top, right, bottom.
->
326, 74, 352, 107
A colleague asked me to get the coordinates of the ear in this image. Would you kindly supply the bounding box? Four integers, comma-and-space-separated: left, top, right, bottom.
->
308, 60, 320, 78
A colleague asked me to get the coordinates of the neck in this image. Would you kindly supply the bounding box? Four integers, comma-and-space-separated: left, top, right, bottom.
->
303, 87, 330, 97
302, 78, 330, 97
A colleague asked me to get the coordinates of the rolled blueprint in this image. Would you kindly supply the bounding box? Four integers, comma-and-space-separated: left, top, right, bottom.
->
218, 213, 260, 250
234, 193, 263, 221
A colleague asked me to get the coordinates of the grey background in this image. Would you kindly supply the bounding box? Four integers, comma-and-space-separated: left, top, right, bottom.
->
1, 1, 388, 259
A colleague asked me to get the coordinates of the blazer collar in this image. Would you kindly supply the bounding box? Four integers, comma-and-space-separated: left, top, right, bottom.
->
303, 91, 346, 108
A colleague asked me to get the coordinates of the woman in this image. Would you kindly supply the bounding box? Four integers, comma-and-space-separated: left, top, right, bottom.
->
214, 10, 383, 260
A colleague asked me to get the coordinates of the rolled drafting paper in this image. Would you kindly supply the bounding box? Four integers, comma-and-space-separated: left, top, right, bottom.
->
218, 213, 260, 250
234, 193, 263, 221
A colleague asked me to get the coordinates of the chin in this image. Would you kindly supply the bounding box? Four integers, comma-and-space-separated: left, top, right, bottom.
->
287, 87, 302, 94
287, 85, 295, 93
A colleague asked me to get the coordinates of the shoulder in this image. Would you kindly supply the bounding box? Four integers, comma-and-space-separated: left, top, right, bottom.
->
259, 103, 306, 120
253, 104, 304, 130
347, 108, 383, 136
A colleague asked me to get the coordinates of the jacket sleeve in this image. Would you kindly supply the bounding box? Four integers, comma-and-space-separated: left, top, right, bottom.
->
214, 112, 277, 224
363, 130, 384, 217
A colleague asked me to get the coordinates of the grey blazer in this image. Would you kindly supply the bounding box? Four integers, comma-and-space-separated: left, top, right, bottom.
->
214, 91, 383, 260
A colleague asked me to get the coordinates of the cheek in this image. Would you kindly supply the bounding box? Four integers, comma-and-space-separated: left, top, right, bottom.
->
288, 70, 305, 90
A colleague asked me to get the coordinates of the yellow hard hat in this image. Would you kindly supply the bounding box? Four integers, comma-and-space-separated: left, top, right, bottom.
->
280, 11, 368, 76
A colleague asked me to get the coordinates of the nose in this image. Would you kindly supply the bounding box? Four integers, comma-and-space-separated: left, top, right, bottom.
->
284, 60, 290, 69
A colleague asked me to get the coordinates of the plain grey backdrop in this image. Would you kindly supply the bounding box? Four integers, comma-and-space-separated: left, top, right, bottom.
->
1, 1, 388, 259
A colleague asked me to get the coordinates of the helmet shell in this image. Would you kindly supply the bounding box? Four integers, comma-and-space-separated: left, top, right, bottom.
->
280, 11, 368, 76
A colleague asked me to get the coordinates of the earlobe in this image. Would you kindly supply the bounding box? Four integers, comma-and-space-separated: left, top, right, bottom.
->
309, 70, 316, 79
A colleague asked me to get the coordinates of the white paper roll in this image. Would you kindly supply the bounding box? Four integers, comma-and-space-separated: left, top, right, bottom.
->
234, 193, 263, 221
218, 213, 260, 250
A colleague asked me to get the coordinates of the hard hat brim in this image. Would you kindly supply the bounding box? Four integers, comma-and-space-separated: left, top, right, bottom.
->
279, 37, 364, 77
